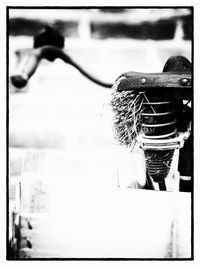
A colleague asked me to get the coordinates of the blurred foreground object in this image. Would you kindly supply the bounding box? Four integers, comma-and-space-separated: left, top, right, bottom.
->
8, 151, 191, 258
111, 55, 192, 191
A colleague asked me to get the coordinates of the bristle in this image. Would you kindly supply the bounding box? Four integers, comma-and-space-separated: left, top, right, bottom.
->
111, 90, 145, 148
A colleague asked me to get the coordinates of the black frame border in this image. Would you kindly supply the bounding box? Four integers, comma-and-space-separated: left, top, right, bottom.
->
6, 5, 194, 261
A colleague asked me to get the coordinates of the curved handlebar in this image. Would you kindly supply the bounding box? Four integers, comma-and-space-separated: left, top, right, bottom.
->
10, 46, 113, 89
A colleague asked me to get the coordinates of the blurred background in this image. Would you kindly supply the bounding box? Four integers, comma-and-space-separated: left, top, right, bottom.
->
8, 8, 192, 258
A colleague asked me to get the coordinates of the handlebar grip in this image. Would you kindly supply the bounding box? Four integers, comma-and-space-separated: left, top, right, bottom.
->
10, 46, 112, 89
11, 51, 40, 88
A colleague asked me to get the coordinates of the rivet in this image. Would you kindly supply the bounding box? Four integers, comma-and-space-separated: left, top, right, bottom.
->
181, 78, 189, 86
140, 78, 146, 85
